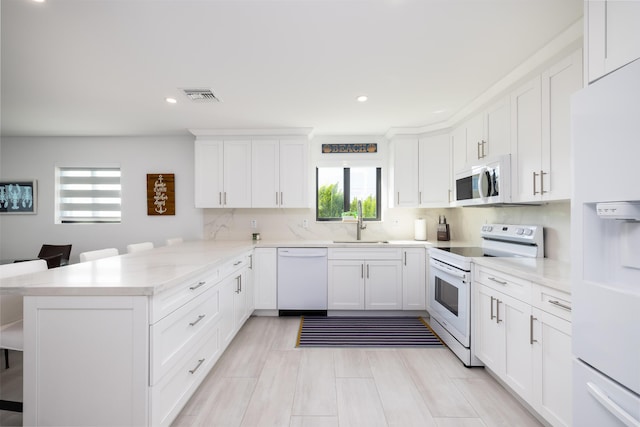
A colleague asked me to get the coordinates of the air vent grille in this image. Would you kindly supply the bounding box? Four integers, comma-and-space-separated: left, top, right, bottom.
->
182, 88, 221, 102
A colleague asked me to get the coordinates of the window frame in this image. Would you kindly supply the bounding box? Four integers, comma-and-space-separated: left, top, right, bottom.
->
315, 166, 382, 222
55, 165, 122, 224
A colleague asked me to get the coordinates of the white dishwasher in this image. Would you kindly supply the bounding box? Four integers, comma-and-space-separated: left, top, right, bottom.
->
277, 248, 328, 314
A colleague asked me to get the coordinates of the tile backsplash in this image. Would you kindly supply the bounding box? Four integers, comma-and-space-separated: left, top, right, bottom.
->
203, 201, 570, 262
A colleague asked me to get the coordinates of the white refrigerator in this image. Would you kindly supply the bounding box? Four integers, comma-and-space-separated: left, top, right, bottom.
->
571, 57, 640, 426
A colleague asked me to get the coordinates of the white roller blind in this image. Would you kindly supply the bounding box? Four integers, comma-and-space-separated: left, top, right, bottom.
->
57, 167, 121, 223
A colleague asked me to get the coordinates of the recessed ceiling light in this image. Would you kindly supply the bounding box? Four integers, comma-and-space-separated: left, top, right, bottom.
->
33, 0, 45, 3
357, 95, 368, 103
165, 97, 177, 104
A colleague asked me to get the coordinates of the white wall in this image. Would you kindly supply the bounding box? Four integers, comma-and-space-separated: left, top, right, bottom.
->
0, 136, 203, 262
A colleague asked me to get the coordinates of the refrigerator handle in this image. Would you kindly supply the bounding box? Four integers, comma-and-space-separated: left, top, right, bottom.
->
586, 382, 640, 427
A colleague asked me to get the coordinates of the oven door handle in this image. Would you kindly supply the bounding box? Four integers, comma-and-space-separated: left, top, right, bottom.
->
430, 259, 468, 281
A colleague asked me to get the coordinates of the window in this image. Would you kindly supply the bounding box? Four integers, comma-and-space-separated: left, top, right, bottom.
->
316, 167, 381, 221
56, 167, 122, 223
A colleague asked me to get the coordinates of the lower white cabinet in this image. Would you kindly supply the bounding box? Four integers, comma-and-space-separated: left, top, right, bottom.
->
402, 247, 426, 310
253, 248, 277, 310
328, 248, 402, 310
23, 250, 254, 427
473, 264, 572, 427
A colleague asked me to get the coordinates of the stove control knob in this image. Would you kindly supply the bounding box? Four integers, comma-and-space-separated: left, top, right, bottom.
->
524, 228, 534, 236
516, 228, 524, 235
484, 225, 493, 232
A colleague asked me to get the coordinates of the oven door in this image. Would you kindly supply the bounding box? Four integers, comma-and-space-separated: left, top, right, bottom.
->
428, 258, 470, 346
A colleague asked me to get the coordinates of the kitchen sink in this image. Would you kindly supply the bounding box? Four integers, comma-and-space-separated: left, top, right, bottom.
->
333, 240, 389, 244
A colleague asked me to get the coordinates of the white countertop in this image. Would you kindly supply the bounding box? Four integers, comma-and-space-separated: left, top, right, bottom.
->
255, 239, 432, 248
471, 256, 571, 294
0, 240, 255, 297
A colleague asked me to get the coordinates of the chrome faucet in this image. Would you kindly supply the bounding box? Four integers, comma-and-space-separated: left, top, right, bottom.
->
356, 199, 367, 240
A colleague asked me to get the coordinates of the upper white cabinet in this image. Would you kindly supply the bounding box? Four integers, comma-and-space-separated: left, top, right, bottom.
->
196, 138, 308, 209
390, 138, 420, 207
194, 140, 252, 208
418, 134, 451, 207
586, 0, 640, 83
455, 96, 511, 169
512, 49, 582, 203
391, 135, 451, 208
251, 139, 308, 208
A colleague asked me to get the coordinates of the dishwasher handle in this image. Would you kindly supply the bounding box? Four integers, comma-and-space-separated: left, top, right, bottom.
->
278, 249, 328, 258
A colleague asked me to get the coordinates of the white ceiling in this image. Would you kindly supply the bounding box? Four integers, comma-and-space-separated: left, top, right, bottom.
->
1, 0, 583, 137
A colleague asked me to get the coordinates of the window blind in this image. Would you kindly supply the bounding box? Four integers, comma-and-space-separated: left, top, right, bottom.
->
57, 167, 121, 223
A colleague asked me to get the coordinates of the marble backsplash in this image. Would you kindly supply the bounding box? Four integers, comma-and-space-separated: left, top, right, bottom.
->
203, 201, 571, 262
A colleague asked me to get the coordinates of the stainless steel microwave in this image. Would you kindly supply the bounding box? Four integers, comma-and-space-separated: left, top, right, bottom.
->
451, 154, 511, 206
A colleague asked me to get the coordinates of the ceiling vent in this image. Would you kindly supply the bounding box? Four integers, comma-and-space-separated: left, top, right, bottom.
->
182, 88, 221, 102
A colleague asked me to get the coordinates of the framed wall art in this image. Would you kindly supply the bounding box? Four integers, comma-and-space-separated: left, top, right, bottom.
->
147, 173, 175, 215
0, 179, 37, 214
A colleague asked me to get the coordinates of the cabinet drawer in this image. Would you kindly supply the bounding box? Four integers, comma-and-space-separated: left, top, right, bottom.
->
219, 252, 250, 280
328, 247, 402, 260
474, 265, 531, 303
531, 283, 572, 321
150, 285, 221, 384
151, 327, 221, 427
151, 268, 219, 323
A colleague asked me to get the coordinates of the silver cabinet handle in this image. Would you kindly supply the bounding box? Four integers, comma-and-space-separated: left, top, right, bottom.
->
477, 141, 482, 159
488, 277, 507, 285
280, 192, 283, 206
397, 192, 400, 205
249, 254, 253, 270
239, 275, 242, 292
448, 189, 452, 203
361, 264, 364, 278
189, 281, 206, 291
189, 314, 206, 327
530, 315, 537, 344
419, 191, 422, 204
366, 264, 370, 279
219, 192, 222, 206
404, 251, 407, 266
548, 300, 572, 311
188, 358, 205, 374
235, 275, 241, 293
490, 296, 496, 320
224, 192, 227, 205
540, 170, 548, 194
481, 140, 487, 158
533, 171, 540, 195
496, 299, 502, 323
276, 192, 279, 205
233, 260, 242, 266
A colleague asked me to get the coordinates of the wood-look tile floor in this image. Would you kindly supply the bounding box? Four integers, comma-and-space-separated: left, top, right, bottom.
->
0, 316, 544, 427
172, 316, 543, 427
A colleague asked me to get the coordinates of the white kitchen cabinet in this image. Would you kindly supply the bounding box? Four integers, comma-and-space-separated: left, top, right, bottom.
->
364, 260, 403, 310
532, 307, 572, 427
418, 134, 451, 207
473, 264, 573, 427
251, 139, 308, 208
510, 75, 542, 202
253, 248, 277, 310
586, 0, 640, 83
457, 97, 511, 166
194, 139, 251, 208
392, 135, 450, 208
513, 49, 582, 203
474, 284, 533, 401
451, 124, 468, 176
328, 248, 402, 310
390, 137, 420, 207
402, 247, 426, 310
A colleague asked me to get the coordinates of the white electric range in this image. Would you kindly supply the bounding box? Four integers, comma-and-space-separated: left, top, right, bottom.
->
427, 224, 544, 366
